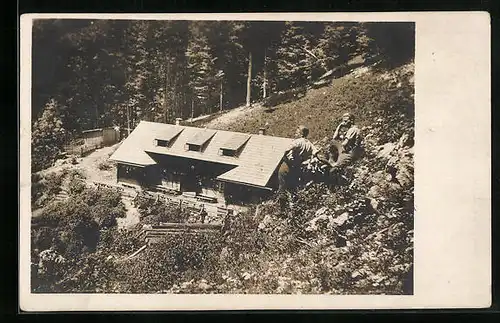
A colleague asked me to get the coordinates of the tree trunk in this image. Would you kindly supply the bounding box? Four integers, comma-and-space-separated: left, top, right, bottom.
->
263, 49, 267, 99
191, 99, 194, 120
95, 104, 99, 128
220, 80, 223, 112
127, 106, 130, 136
246, 51, 252, 107
164, 60, 170, 124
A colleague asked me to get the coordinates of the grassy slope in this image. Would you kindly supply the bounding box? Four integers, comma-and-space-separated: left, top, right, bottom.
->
199, 62, 414, 145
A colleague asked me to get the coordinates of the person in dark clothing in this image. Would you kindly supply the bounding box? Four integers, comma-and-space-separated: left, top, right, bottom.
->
328, 112, 362, 169
277, 125, 329, 211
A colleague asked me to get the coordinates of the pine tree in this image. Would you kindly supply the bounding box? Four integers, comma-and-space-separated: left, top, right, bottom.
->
186, 22, 217, 117
122, 21, 151, 129
315, 23, 369, 72
211, 21, 248, 109
146, 20, 190, 123
364, 22, 415, 67
275, 22, 316, 91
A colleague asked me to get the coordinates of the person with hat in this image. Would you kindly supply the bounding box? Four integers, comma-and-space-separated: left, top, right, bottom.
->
328, 112, 362, 169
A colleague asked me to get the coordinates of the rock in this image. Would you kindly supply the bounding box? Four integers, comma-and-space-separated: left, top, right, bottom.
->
376, 142, 396, 159
351, 270, 362, 279
53, 159, 66, 167
315, 206, 329, 217
180, 279, 194, 289
369, 198, 380, 211
332, 212, 349, 227
258, 214, 273, 230
306, 207, 334, 232
219, 247, 230, 262
397, 134, 410, 148
198, 279, 211, 291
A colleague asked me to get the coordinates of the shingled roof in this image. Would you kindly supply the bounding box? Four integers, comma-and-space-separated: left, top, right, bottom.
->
109, 121, 295, 188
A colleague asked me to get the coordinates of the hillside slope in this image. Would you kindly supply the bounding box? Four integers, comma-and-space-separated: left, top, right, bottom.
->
197, 63, 414, 146
170, 62, 416, 295
30, 62, 415, 295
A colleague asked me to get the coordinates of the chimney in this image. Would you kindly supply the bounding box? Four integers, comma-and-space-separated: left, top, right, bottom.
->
258, 127, 266, 135
175, 118, 182, 126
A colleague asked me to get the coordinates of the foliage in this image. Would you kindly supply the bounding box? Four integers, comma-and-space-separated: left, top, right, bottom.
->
32, 99, 68, 172
31, 184, 127, 291
98, 227, 144, 256
97, 161, 112, 171
32, 20, 414, 149
31, 168, 87, 209
67, 177, 86, 195
118, 234, 223, 293
275, 22, 318, 90
186, 22, 218, 117
134, 195, 190, 224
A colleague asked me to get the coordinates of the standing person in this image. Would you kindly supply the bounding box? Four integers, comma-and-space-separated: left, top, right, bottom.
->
277, 125, 328, 211
328, 112, 362, 169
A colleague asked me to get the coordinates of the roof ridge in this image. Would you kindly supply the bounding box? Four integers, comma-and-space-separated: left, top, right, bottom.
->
135, 120, 295, 140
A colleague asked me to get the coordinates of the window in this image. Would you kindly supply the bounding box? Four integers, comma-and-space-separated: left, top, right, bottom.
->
219, 133, 250, 157
219, 148, 237, 157
186, 143, 202, 152
156, 139, 169, 147
185, 130, 216, 152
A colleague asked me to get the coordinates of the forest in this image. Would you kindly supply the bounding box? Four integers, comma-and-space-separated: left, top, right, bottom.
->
31, 19, 414, 171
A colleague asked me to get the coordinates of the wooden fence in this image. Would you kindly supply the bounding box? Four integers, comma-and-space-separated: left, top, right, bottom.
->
140, 223, 224, 244
63, 127, 121, 157
63, 142, 104, 157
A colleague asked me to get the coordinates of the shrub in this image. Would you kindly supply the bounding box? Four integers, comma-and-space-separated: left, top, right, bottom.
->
97, 161, 112, 171
118, 234, 223, 293
98, 227, 144, 256
32, 99, 68, 172
47, 250, 119, 293
135, 196, 190, 225
67, 178, 86, 195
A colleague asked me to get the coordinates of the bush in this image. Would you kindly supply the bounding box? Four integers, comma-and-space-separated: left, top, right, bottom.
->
31, 171, 65, 207
118, 234, 223, 293
32, 99, 68, 172
98, 227, 143, 256
56, 251, 119, 293
135, 196, 190, 224
67, 178, 86, 195
71, 186, 126, 228
97, 161, 112, 171
32, 185, 126, 266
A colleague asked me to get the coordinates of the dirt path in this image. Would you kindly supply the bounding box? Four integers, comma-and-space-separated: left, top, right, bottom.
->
77, 142, 121, 184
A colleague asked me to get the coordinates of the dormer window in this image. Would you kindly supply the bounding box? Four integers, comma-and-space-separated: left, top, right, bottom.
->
186, 143, 202, 152
153, 128, 184, 149
155, 139, 170, 147
185, 129, 216, 152
219, 148, 237, 157
219, 133, 250, 158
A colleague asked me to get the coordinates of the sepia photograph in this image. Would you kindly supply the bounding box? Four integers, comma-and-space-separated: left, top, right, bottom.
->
28, 18, 415, 296
20, 12, 491, 311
